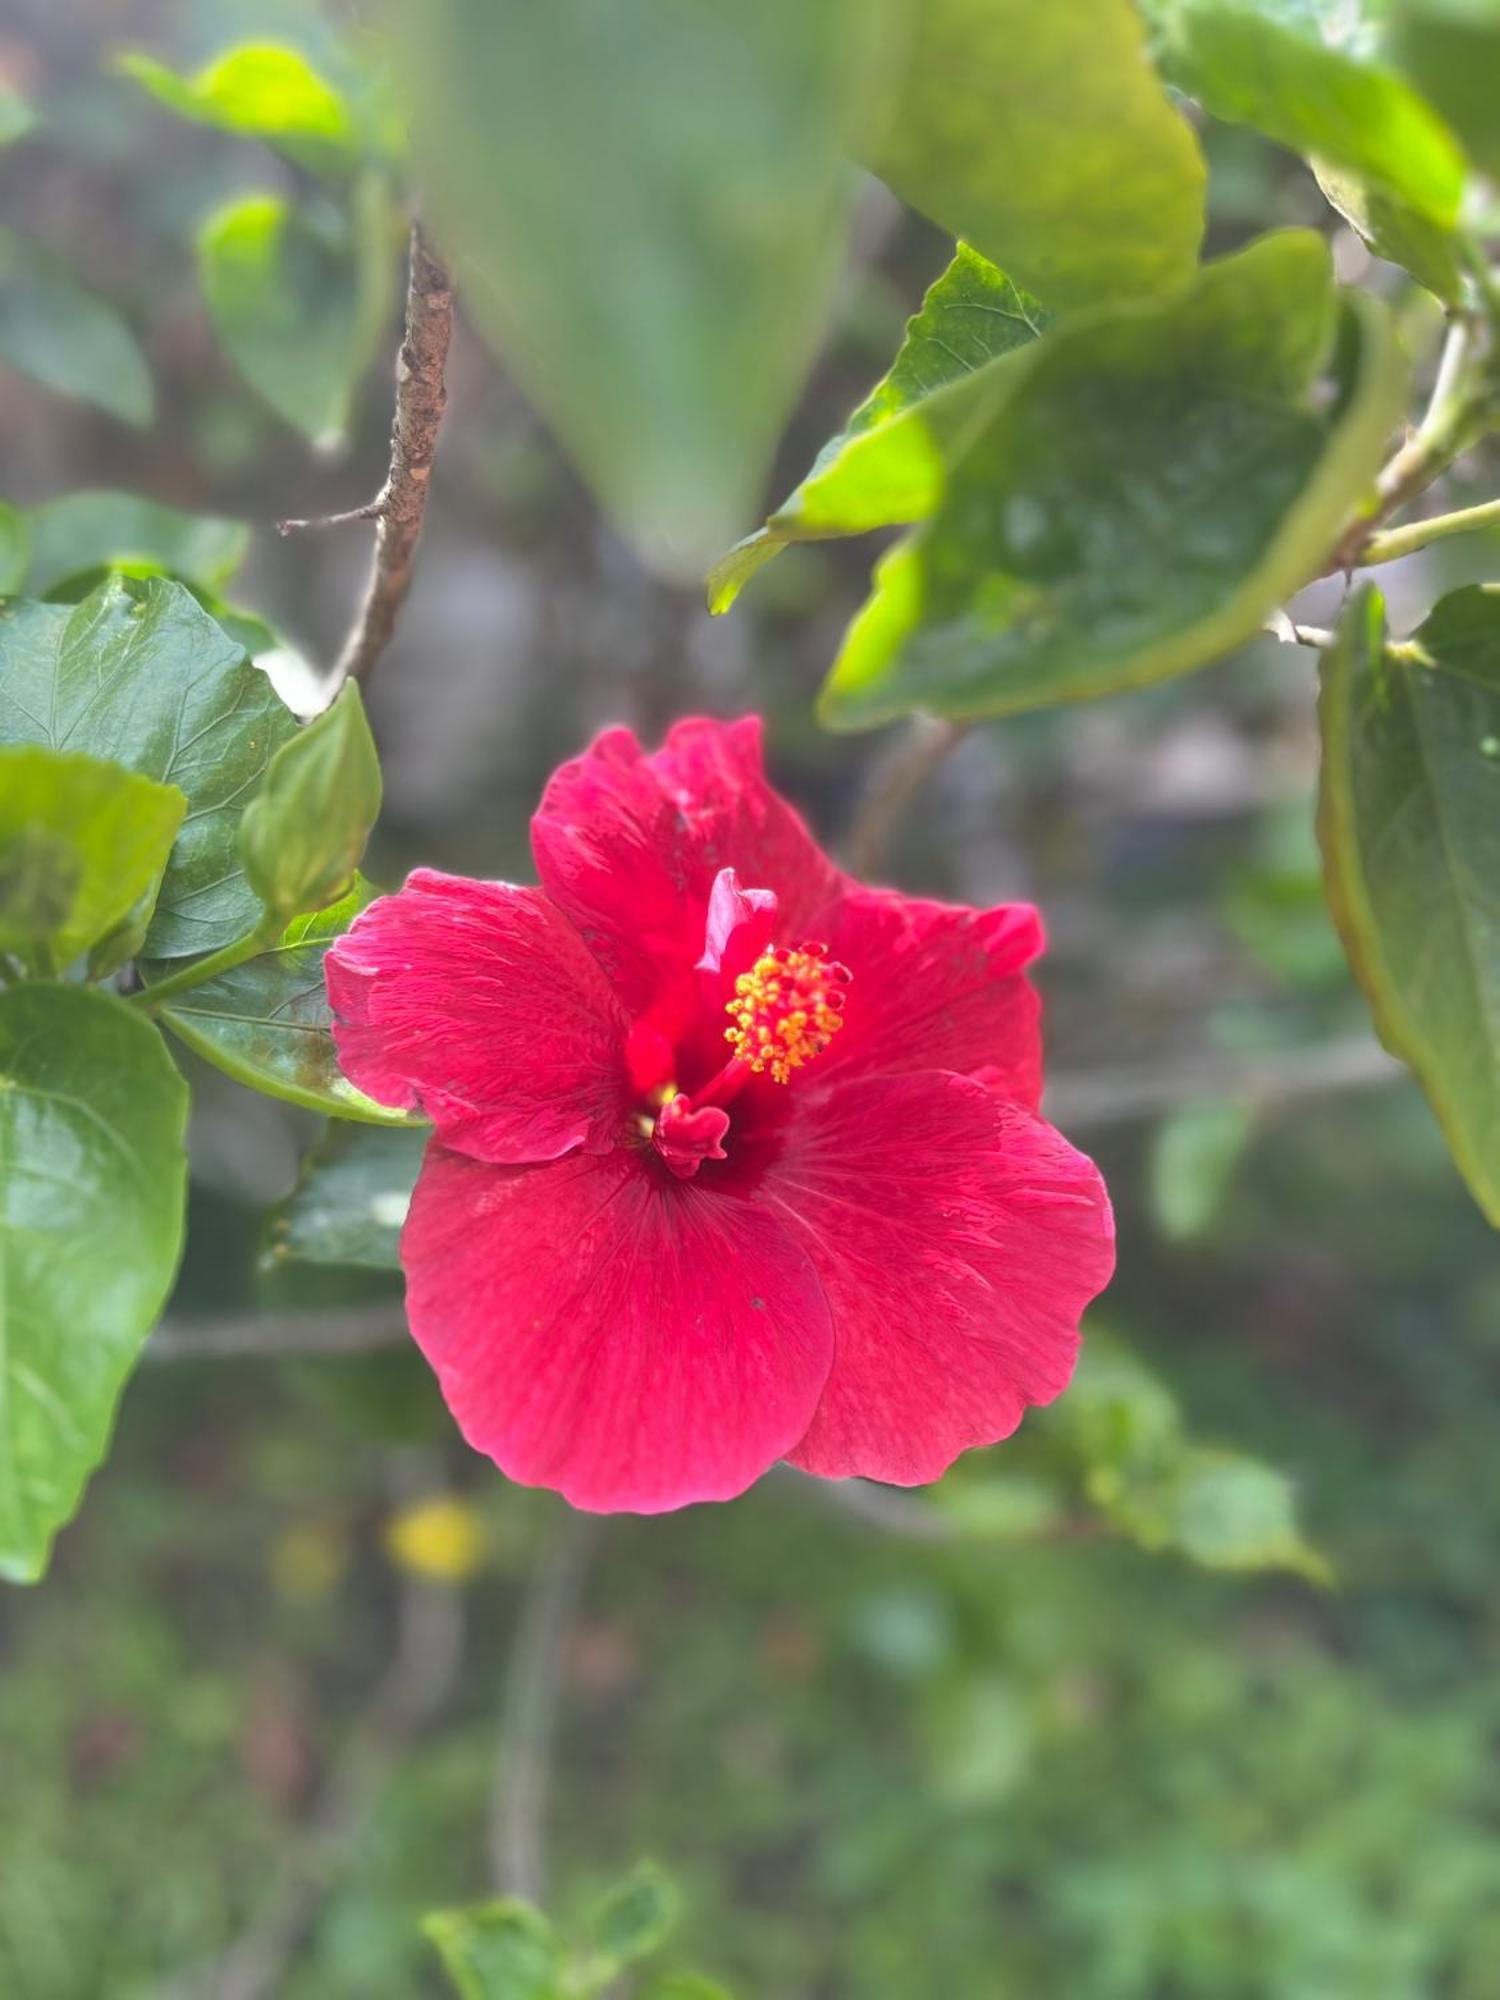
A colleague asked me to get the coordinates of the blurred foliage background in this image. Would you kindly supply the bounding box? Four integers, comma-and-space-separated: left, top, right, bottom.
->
5, 1, 1500, 1996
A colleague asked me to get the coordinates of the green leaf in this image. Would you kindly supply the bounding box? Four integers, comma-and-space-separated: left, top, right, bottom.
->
118, 42, 359, 173
240, 684, 381, 923
820, 232, 1408, 727
1388, 0, 1500, 181
20, 490, 249, 598
0, 501, 27, 594
869, 0, 1205, 311
1157, 0, 1467, 224
1167, 1448, 1331, 1583
0, 577, 298, 958
0, 82, 33, 147
1148, 1099, 1255, 1242
1312, 161, 1467, 303
637, 1980, 735, 2000
0, 226, 152, 425
270, 1125, 426, 1270
1318, 583, 1500, 1227
0, 984, 188, 1583
387, 0, 897, 577
422, 1898, 562, 2000
147, 881, 416, 1124
585, 1861, 681, 1970
199, 192, 382, 445
0, 747, 184, 971
707, 246, 1050, 613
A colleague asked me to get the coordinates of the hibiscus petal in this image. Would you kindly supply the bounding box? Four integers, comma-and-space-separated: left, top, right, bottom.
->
813, 889, 1045, 1106
326, 869, 629, 1163
749, 1071, 1113, 1486
402, 1145, 835, 1511
531, 717, 845, 1011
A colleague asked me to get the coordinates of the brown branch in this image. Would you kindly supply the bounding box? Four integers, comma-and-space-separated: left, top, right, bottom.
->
844, 717, 967, 878
280, 222, 454, 686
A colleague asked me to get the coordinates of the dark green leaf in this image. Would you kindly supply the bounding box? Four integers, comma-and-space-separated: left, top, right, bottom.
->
820, 232, 1407, 726
0, 747, 184, 970
148, 881, 416, 1124
118, 42, 360, 173
1157, 0, 1466, 223
21, 490, 248, 598
0, 226, 152, 425
1318, 583, 1500, 1227
585, 1861, 681, 1969
240, 683, 381, 922
388, 0, 895, 577
0, 984, 188, 1582
0, 578, 298, 957
198, 191, 384, 445
1388, 0, 1500, 181
708, 246, 1049, 612
869, 0, 1205, 311
422, 1898, 562, 2000
270, 1124, 426, 1269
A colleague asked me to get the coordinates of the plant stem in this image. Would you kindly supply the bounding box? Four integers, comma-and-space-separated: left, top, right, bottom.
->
1360, 494, 1500, 566
129, 916, 280, 1011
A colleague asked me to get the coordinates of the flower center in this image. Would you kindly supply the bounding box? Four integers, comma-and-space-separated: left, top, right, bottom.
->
723, 943, 850, 1086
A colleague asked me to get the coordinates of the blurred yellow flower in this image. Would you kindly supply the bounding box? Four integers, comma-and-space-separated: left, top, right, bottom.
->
383, 1494, 485, 1581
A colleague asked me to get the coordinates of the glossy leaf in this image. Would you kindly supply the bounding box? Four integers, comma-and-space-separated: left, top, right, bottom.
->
0, 578, 298, 957
388, 0, 895, 577
21, 490, 248, 598
423, 1898, 562, 2000
118, 42, 359, 173
869, 0, 1205, 311
240, 683, 381, 922
0, 226, 152, 425
198, 191, 387, 445
1156, 0, 1466, 224
0, 747, 184, 970
1318, 584, 1500, 1227
270, 1124, 427, 1269
1388, 0, 1500, 181
708, 246, 1050, 613
148, 882, 416, 1124
820, 232, 1408, 727
0, 985, 188, 1582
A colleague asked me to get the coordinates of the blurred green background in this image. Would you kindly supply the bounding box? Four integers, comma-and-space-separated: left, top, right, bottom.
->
5, 3, 1500, 1996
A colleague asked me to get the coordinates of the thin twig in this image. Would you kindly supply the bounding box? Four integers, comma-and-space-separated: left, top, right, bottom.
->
844, 717, 967, 877
1361, 494, 1500, 566
182, 1457, 466, 2000
280, 223, 454, 687
1044, 1034, 1401, 1130
146, 1305, 410, 1363
489, 1511, 596, 1903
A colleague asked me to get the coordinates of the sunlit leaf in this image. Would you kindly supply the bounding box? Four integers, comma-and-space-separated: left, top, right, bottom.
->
708, 246, 1049, 613
0, 747, 184, 970
198, 191, 388, 445
0, 226, 152, 425
1388, 0, 1500, 181
0, 578, 298, 957
870, 0, 1205, 311
1319, 584, 1500, 1227
388, 0, 897, 577
0, 985, 187, 1583
118, 42, 360, 174
820, 232, 1407, 726
423, 1898, 562, 2000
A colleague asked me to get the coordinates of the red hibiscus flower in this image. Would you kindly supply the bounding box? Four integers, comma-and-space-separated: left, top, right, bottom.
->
325, 717, 1114, 1512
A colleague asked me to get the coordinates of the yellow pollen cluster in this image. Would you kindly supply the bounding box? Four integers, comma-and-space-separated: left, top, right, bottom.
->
724, 943, 850, 1085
